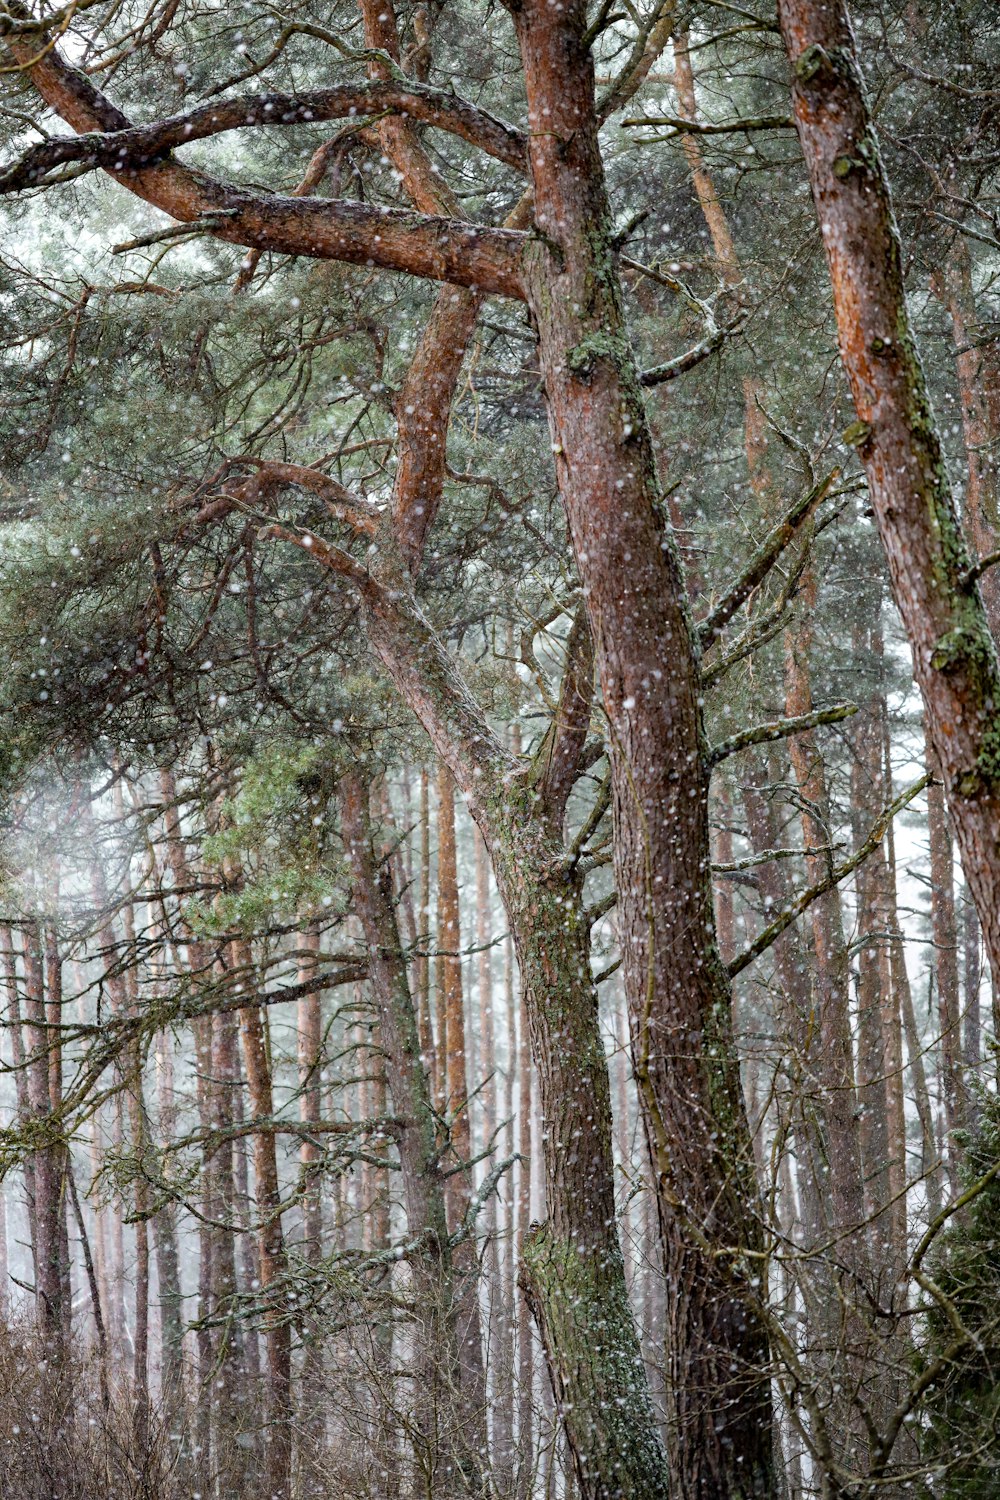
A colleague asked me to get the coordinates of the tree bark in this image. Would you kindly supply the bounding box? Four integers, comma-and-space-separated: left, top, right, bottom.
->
926, 772, 963, 1191
778, 0, 1000, 1001
510, 7, 771, 1489
783, 586, 867, 1262
435, 763, 487, 1418
227, 926, 293, 1500
340, 772, 484, 1495
933, 234, 1000, 637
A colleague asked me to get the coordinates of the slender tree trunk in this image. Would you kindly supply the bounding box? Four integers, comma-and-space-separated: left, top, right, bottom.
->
2, 926, 37, 1289
340, 773, 484, 1495
933, 233, 1000, 636
963, 900, 982, 1126
476, 826, 510, 1472
784, 587, 867, 1260
849, 621, 893, 1244
416, 768, 436, 1092
23, 917, 64, 1363
435, 764, 487, 1420
297, 920, 325, 1432
152, 1023, 185, 1412
228, 927, 293, 1500
927, 773, 963, 1190
885, 805, 942, 1223
157, 766, 216, 1455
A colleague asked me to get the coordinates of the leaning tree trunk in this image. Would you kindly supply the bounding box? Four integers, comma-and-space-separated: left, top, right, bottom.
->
357, 564, 671, 1500
778, 0, 1000, 1000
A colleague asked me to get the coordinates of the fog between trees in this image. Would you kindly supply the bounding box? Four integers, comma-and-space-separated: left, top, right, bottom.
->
0, 1, 999, 1496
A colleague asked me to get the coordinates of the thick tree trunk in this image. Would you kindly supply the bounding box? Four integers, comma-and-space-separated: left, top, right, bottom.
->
510, 6, 770, 1490
778, 0, 1000, 1000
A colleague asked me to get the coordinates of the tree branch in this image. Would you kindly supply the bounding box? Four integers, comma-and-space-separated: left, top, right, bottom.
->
699, 467, 839, 644
622, 112, 794, 135
727, 772, 931, 977
0, 82, 528, 193
5, 40, 526, 298
709, 700, 857, 766
531, 600, 596, 828
639, 314, 744, 387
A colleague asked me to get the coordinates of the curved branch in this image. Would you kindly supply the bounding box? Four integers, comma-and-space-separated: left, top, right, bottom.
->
249, 462, 380, 536
0, 81, 528, 192
5, 41, 526, 298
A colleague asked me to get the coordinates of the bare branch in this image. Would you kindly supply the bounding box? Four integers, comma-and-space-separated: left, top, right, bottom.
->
708, 700, 857, 766
727, 773, 931, 977
699, 468, 839, 644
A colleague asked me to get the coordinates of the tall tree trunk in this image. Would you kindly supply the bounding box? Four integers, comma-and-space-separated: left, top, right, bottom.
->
227, 925, 293, 1500
416, 768, 436, 1093
849, 619, 894, 1251
297, 920, 325, 1432
476, 825, 510, 1472
2, 926, 37, 1292
510, 7, 771, 1489
435, 764, 487, 1416
963, 900, 982, 1126
926, 772, 963, 1190
933, 233, 1000, 636
157, 767, 216, 1454
783, 587, 867, 1261
884, 755, 943, 1224
153, 1023, 186, 1412
778, 0, 1000, 1001
340, 772, 484, 1495
23, 917, 64, 1363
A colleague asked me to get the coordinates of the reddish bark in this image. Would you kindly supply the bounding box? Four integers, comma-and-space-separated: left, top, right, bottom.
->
509, 6, 770, 1487
339, 773, 485, 1491
779, 0, 1000, 998
783, 587, 867, 1262
8, 42, 526, 297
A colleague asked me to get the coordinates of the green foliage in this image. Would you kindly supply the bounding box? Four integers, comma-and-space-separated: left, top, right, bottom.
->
191, 740, 348, 932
